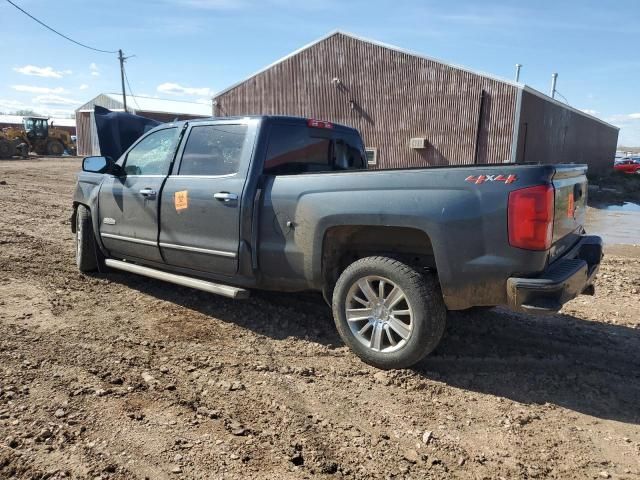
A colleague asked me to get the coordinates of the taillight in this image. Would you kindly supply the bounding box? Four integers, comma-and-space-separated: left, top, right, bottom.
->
307, 118, 333, 129
508, 184, 554, 251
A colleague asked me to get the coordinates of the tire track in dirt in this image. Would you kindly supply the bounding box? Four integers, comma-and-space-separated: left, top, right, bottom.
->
1, 158, 639, 479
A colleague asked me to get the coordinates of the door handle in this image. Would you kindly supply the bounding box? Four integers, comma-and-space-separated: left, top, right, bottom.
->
214, 192, 238, 202
139, 188, 157, 198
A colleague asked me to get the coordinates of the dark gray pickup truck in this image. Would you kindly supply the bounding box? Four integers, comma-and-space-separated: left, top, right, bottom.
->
72, 115, 602, 369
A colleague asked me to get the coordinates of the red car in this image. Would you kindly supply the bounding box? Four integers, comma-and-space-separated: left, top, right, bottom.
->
614, 157, 640, 174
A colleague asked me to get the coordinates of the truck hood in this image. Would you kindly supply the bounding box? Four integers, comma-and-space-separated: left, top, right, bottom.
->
94, 105, 161, 160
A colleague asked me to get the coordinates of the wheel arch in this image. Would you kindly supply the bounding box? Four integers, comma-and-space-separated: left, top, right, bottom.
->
71, 201, 106, 256
320, 225, 441, 302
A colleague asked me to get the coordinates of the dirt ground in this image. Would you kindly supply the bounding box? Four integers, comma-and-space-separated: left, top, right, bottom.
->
0, 157, 639, 480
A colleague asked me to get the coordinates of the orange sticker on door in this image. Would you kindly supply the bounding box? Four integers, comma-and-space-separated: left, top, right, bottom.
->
174, 190, 188, 211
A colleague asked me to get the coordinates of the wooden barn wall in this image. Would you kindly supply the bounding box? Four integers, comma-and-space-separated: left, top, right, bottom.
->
213, 34, 518, 168
75, 111, 93, 156
515, 91, 619, 174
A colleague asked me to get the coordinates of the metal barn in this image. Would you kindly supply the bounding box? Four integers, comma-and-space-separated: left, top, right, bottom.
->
75, 94, 212, 156
213, 31, 618, 173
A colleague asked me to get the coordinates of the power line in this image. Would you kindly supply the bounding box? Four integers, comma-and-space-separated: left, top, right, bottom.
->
4, 0, 117, 54
123, 66, 141, 111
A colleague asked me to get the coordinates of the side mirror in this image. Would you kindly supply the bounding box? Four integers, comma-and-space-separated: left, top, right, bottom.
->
82, 156, 121, 175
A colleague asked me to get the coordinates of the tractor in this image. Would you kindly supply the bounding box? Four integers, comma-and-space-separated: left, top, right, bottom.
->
0, 116, 76, 159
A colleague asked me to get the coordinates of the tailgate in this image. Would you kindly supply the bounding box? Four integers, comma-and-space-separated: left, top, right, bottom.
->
550, 165, 588, 261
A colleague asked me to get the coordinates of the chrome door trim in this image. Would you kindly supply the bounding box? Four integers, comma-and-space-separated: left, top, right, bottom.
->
100, 232, 157, 246
159, 242, 237, 258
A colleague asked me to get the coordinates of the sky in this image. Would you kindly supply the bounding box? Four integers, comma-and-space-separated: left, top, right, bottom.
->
0, 0, 639, 146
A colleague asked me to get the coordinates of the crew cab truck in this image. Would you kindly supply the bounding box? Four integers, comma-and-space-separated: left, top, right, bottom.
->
72, 116, 602, 369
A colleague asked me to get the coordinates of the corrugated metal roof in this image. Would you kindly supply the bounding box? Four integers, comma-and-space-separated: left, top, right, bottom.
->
102, 94, 211, 116
213, 30, 523, 99
0, 114, 76, 127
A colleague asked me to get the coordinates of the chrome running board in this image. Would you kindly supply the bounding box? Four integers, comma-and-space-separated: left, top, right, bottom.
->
104, 259, 249, 299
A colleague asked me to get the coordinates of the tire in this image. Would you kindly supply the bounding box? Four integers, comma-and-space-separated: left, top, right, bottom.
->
0, 139, 15, 159
75, 205, 104, 272
46, 140, 64, 156
332, 256, 447, 370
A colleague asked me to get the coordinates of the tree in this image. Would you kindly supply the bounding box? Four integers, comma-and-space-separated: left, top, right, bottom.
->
13, 109, 43, 116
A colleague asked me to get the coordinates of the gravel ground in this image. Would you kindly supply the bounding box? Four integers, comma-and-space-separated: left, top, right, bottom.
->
0, 157, 639, 480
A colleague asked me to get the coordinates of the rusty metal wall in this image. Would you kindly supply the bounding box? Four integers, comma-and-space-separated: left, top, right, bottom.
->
515, 90, 619, 174
214, 33, 518, 168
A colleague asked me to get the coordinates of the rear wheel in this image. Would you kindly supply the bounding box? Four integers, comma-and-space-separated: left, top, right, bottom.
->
47, 140, 64, 155
332, 256, 446, 370
0, 139, 15, 159
76, 205, 104, 272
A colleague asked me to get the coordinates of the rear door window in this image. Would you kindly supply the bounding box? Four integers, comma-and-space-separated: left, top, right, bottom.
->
264, 125, 331, 175
264, 124, 366, 175
179, 124, 248, 176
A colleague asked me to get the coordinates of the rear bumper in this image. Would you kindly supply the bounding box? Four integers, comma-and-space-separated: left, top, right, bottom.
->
506, 235, 603, 314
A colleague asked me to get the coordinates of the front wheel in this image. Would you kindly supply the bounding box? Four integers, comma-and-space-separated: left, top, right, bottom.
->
0, 139, 15, 159
332, 256, 446, 370
75, 205, 104, 272
47, 140, 64, 156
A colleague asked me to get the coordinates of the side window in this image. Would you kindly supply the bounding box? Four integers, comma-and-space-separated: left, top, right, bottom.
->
179, 124, 248, 176
264, 125, 331, 175
124, 128, 178, 176
333, 133, 367, 170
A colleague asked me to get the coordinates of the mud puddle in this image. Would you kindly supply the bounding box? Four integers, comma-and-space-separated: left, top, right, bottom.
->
586, 201, 640, 245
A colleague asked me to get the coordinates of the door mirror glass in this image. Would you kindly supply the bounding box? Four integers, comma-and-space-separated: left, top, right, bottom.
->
83, 156, 115, 174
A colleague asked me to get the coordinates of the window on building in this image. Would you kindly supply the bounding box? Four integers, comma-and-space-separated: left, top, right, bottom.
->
365, 148, 377, 166
179, 124, 248, 176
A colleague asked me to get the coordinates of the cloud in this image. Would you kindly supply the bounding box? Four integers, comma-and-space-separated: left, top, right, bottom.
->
0, 98, 29, 110
157, 82, 211, 96
11, 85, 67, 94
32, 95, 81, 106
79, 84, 89, 90
13, 65, 70, 78
0, 98, 74, 117
606, 113, 640, 124
605, 113, 640, 146
580, 109, 599, 116
90, 63, 100, 77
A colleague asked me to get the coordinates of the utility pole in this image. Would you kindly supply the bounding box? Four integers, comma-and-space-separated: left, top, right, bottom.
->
118, 49, 127, 112
550, 73, 558, 99
514, 64, 522, 82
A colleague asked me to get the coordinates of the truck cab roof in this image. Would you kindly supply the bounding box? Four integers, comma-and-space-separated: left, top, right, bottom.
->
164, 115, 358, 132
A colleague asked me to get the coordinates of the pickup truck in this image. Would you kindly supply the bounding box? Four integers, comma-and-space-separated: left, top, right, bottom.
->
72, 115, 602, 369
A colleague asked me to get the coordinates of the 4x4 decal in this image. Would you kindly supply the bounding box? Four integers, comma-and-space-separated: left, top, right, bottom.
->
465, 174, 517, 185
